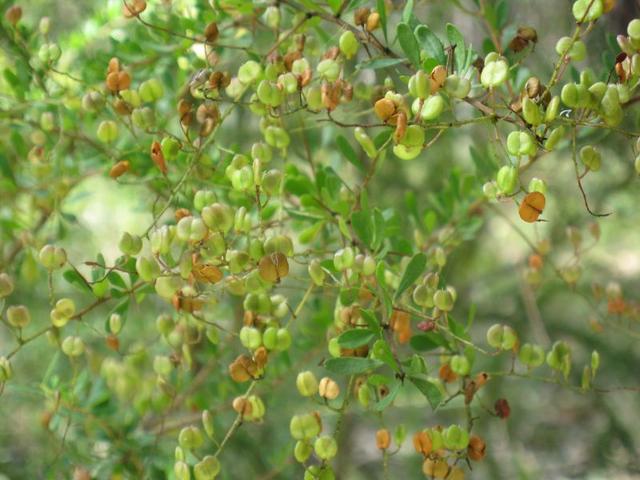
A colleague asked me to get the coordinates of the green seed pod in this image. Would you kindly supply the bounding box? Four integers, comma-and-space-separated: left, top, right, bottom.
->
193, 455, 220, 480
308, 259, 326, 286
580, 145, 601, 171
161, 137, 181, 161
290, 414, 321, 440
545, 126, 565, 150
7, 305, 31, 328
449, 355, 470, 376
354, 127, 377, 158
417, 94, 445, 121
131, 107, 155, 129
545, 96, 560, 122
339, 30, 359, 59
561, 83, 579, 108
527, 177, 547, 194
591, 350, 600, 378
178, 426, 204, 451
433, 289, 454, 311
444, 74, 471, 99
409, 71, 431, 99
0, 357, 13, 382
97, 120, 118, 143
314, 435, 338, 460
317, 59, 340, 82
0, 273, 14, 298
443, 424, 470, 450
635, 155, 640, 174
139, 78, 164, 103
486, 324, 518, 350
401, 125, 425, 147
120, 89, 141, 108
264, 235, 294, 256
572, 0, 603, 23
136, 255, 160, 282
306, 85, 323, 110
483, 181, 498, 199
119, 232, 142, 256
496, 165, 519, 195
393, 144, 422, 160
202, 203, 234, 233
294, 440, 313, 463
546, 340, 571, 378
506, 131, 536, 157
155, 275, 182, 300
296, 370, 319, 397
82, 91, 105, 112
628, 19, 640, 40
38, 244, 67, 270
480, 58, 508, 88
153, 355, 172, 377
518, 343, 545, 368
239, 326, 262, 350
275, 328, 292, 351
333, 247, 355, 271
237, 60, 263, 85
61, 336, 85, 357
40, 111, 54, 132
264, 126, 290, 149
176, 217, 207, 243
174, 461, 190, 480
522, 97, 543, 126
264, 5, 281, 29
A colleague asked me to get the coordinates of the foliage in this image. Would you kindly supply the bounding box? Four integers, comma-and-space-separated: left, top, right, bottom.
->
1, 0, 640, 478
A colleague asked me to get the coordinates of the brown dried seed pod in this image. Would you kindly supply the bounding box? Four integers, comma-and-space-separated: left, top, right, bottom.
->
106, 334, 120, 351
394, 110, 407, 143
174, 208, 191, 221
113, 99, 131, 116
439, 363, 458, 383
525, 77, 541, 98
108, 57, 120, 74
376, 429, 391, 450
150, 140, 167, 175
467, 435, 486, 461
366, 12, 380, 32
258, 252, 289, 283
109, 160, 130, 179
321, 82, 340, 111
123, 0, 147, 18
374, 98, 395, 121
193, 263, 223, 284
354, 7, 370, 26
232, 396, 253, 416
284, 51, 302, 71
204, 22, 219, 43
413, 431, 432, 455
5, 5, 22, 25
106, 72, 120, 92
430, 65, 447, 89
254, 346, 269, 369
318, 377, 340, 400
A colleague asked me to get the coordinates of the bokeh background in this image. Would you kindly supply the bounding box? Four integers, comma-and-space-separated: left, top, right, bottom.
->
1, 0, 640, 479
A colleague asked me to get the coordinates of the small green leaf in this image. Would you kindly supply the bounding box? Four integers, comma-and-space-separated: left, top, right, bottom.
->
351, 210, 373, 248
63, 269, 92, 293
415, 25, 446, 66
397, 22, 421, 68
337, 329, 376, 349
395, 253, 427, 300
361, 309, 382, 334
374, 381, 401, 411
410, 376, 443, 409
410, 333, 449, 352
336, 135, 365, 172
324, 357, 384, 375
377, 0, 388, 42
446, 23, 467, 73
356, 57, 404, 70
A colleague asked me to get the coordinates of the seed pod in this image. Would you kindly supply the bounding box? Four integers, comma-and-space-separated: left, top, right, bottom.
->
467, 435, 486, 461
519, 191, 545, 223
296, 370, 319, 397
494, 398, 511, 419
366, 12, 380, 32
354, 7, 370, 26
5, 5, 22, 25
204, 21, 219, 42
7, 305, 31, 328
0, 273, 15, 298
376, 429, 391, 450
374, 98, 395, 121
318, 377, 340, 400
422, 459, 449, 479
258, 252, 289, 283
109, 160, 130, 179
122, 0, 146, 18
314, 435, 338, 460
150, 140, 167, 175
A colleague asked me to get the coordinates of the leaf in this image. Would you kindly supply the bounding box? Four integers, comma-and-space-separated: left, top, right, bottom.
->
374, 381, 401, 411
324, 357, 384, 375
410, 376, 443, 409
410, 333, 449, 352
337, 329, 376, 349
446, 23, 467, 73
397, 22, 421, 68
372, 339, 399, 372
326, 0, 342, 14
375, 262, 393, 318
356, 57, 404, 71
351, 210, 373, 248
62, 269, 92, 293
414, 25, 446, 66
377, 0, 388, 42
395, 253, 426, 300
361, 309, 382, 334
336, 135, 365, 173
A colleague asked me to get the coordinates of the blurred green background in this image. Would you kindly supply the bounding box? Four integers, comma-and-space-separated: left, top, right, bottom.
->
1, 0, 640, 479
